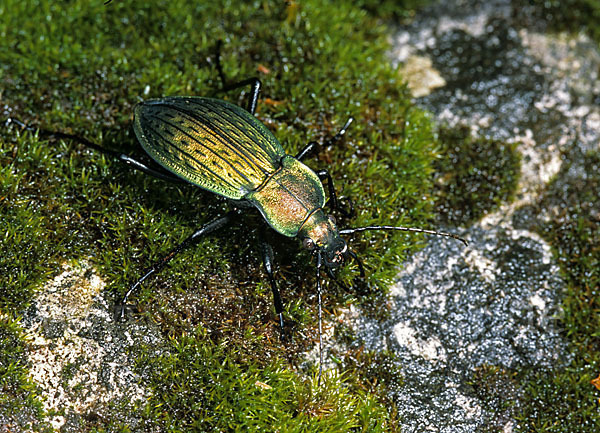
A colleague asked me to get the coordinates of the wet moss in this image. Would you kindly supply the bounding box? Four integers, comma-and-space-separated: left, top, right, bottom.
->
469, 364, 521, 432
433, 125, 521, 226
136, 326, 392, 432
525, 0, 600, 42
0, 316, 52, 432
352, 0, 427, 22
0, 0, 440, 429
516, 151, 600, 432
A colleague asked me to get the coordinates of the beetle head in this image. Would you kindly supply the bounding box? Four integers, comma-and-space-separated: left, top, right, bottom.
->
299, 210, 348, 268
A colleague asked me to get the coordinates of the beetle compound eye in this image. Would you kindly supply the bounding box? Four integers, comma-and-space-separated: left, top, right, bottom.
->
303, 238, 316, 250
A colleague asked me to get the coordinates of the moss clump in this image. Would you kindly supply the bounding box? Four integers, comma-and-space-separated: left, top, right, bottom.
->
137, 326, 392, 432
516, 151, 600, 431
526, 0, 600, 42
1, 0, 436, 430
432, 125, 520, 226
0, 315, 52, 432
352, 0, 427, 22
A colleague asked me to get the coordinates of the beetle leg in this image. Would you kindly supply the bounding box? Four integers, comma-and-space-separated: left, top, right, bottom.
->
326, 267, 350, 292
326, 117, 353, 146
119, 211, 236, 319
295, 141, 318, 161
295, 117, 353, 161
213, 41, 262, 115
313, 170, 352, 218
116, 153, 185, 183
347, 250, 366, 278
219, 77, 262, 115
257, 233, 287, 340
316, 251, 324, 385
7, 117, 184, 183
299, 117, 354, 161
296, 118, 355, 216
315, 169, 339, 212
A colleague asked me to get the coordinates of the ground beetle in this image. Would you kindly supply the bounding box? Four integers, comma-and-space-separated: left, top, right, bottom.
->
7, 73, 467, 382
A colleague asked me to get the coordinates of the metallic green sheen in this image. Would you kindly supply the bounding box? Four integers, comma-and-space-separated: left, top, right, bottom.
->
246, 156, 326, 237
133, 97, 326, 238
133, 97, 285, 200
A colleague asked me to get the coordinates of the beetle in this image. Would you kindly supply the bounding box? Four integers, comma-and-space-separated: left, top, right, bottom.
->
7, 76, 467, 382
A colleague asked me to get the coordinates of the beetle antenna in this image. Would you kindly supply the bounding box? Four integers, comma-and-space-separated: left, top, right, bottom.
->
340, 225, 468, 246
316, 250, 324, 385
348, 249, 366, 278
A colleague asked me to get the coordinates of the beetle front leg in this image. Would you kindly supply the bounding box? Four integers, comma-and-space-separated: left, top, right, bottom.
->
295, 117, 354, 162
257, 233, 287, 340
295, 141, 319, 161
315, 169, 339, 212
314, 169, 354, 217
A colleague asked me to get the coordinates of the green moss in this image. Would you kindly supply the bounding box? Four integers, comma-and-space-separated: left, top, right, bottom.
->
136, 326, 391, 432
526, 0, 600, 42
515, 151, 600, 431
433, 125, 520, 226
0, 0, 442, 429
352, 0, 427, 21
0, 315, 52, 432
469, 364, 521, 432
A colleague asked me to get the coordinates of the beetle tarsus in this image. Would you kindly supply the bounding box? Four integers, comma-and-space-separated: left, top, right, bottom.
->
336, 196, 354, 219
328, 117, 353, 144
326, 268, 351, 292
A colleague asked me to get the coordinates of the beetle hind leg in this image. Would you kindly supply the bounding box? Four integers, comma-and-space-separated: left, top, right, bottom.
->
6, 117, 184, 184
119, 212, 235, 319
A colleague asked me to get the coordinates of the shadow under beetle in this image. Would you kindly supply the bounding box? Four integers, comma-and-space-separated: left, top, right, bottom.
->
7, 75, 467, 383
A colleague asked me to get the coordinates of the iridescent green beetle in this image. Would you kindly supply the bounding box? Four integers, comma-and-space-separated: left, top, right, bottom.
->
8, 77, 467, 382
124, 79, 467, 379
134, 96, 345, 263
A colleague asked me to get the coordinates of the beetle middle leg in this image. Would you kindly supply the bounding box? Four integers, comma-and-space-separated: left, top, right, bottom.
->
257, 231, 288, 341
120, 211, 236, 318
213, 40, 262, 115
